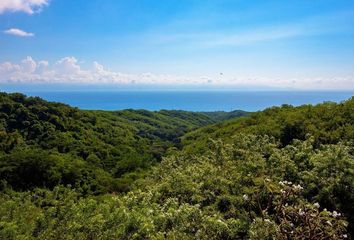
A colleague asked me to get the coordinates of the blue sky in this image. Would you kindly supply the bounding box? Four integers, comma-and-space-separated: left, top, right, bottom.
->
1, 0, 354, 89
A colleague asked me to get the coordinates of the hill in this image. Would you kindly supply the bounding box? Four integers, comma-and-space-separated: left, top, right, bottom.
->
200, 110, 250, 121
182, 98, 354, 153
1, 134, 352, 239
0, 93, 353, 239
0, 92, 214, 193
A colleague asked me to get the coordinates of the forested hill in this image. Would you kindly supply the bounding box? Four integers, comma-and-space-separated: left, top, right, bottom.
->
182, 98, 354, 153
200, 109, 250, 121
0, 92, 217, 193
0, 93, 353, 239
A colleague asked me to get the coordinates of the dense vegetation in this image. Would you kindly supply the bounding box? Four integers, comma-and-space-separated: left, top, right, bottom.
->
1, 135, 352, 239
0, 93, 214, 193
0, 92, 353, 239
200, 110, 250, 122
183, 99, 354, 153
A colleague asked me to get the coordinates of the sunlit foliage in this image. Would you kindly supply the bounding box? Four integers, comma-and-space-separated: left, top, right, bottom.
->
0, 93, 353, 239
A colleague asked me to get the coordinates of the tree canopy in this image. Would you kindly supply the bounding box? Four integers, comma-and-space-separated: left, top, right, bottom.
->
0, 92, 353, 239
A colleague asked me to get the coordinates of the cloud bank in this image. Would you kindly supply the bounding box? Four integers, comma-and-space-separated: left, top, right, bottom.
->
0, 0, 49, 14
0, 56, 353, 90
0, 56, 202, 85
4, 28, 34, 37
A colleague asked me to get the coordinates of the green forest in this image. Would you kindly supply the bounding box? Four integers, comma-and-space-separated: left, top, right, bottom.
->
0, 92, 353, 239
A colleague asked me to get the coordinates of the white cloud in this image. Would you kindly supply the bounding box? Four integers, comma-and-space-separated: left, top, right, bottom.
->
35, 60, 49, 74
0, 0, 49, 15
0, 56, 353, 90
4, 28, 34, 37
54, 57, 83, 75
21, 56, 37, 73
0, 56, 211, 85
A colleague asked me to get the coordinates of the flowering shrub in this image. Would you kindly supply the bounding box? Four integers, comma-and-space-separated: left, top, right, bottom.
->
248, 180, 348, 239
0, 134, 352, 239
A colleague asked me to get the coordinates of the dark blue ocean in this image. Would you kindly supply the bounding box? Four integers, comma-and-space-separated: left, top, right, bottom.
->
18, 91, 354, 112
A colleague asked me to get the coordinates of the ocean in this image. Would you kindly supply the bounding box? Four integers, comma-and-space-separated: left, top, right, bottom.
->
16, 90, 354, 112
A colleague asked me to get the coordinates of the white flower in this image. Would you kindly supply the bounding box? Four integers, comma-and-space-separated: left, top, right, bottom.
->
332, 211, 341, 218
293, 184, 303, 191
243, 194, 249, 201
314, 202, 320, 208
342, 234, 348, 238
299, 209, 305, 216
282, 180, 292, 185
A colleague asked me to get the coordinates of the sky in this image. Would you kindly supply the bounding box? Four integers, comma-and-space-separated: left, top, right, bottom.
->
1, 0, 354, 90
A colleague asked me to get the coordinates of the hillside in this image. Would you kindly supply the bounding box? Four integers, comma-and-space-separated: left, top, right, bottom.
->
1, 133, 352, 239
182, 98, 354, 153
0, 93, 353, 239
200, 110, 250, 121
0, 92, 215, 193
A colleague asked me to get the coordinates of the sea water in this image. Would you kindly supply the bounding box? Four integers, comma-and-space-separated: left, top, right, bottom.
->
15, 90, 354, 112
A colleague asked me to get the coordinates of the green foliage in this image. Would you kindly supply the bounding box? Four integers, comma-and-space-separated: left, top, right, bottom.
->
0, 135, 352, 239
200, 110, 250, 122
182, 98, 354, 152
0, 92, 353, 239
0, 92, 214, 193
